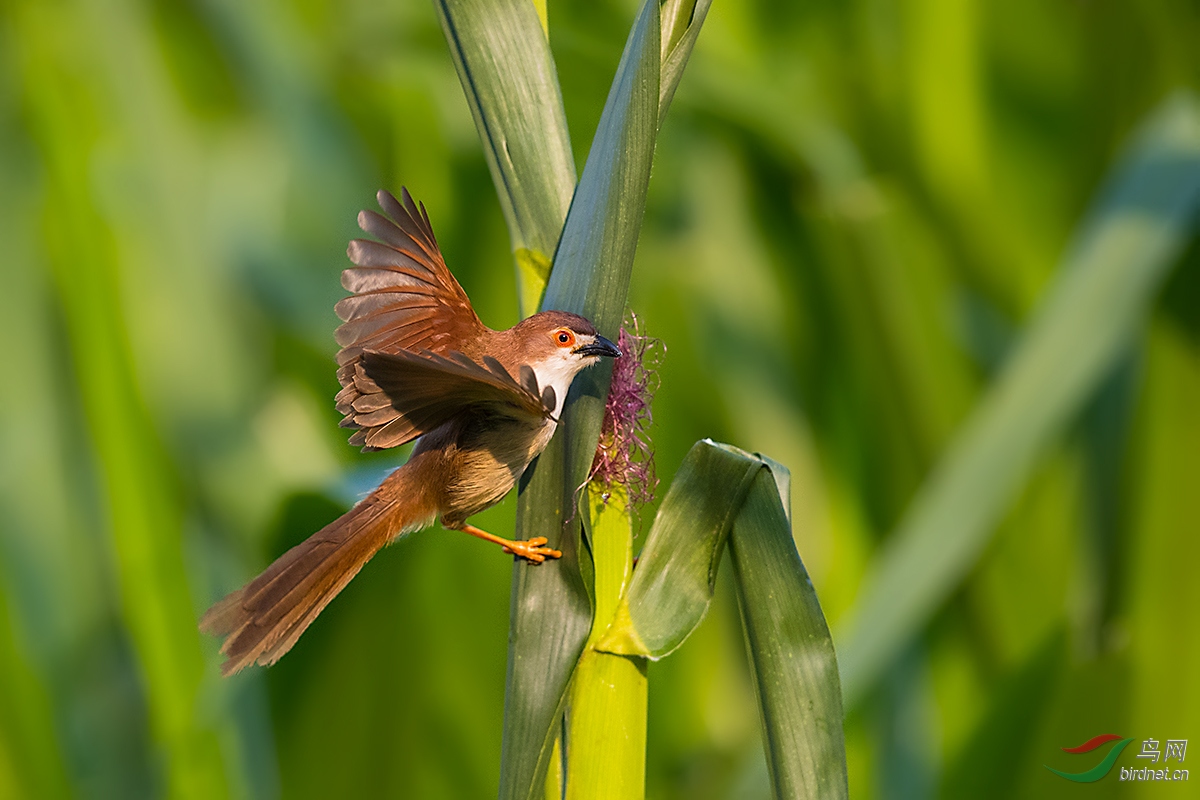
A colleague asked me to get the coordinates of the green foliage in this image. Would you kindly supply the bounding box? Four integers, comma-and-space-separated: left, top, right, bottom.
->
836, 94, 1200, 708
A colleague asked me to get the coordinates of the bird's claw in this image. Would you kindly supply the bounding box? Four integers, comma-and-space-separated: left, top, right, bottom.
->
503, 537, 562, 564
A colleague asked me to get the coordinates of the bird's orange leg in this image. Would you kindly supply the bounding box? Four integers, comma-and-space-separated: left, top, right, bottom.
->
456, 524, 562, 564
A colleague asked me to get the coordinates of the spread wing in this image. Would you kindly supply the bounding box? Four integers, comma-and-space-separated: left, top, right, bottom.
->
343, 349, 557, 452
334, 188, 488, 424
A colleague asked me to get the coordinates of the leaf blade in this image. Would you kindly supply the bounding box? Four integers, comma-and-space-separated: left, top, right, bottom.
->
597, 440, 760, 658
658, 0, 713, 125
433, 0, 576, 316
729, 468, 849, 800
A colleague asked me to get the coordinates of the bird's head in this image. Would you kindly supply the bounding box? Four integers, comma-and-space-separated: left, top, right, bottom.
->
510, 311, 621, 409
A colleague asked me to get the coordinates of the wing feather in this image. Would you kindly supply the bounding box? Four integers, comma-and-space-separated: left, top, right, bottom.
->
344, 239, 435, 273
343, 349, 553, 452
334, 188, 489, 447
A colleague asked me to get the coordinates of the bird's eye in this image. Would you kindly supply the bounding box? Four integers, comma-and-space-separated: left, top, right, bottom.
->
555, 329, 575, 348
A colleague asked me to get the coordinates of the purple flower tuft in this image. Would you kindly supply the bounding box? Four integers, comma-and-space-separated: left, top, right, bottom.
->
589, 313, 662, 506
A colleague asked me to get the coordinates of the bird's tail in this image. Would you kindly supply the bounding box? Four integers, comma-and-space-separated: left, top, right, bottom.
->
200, 454, 440, 676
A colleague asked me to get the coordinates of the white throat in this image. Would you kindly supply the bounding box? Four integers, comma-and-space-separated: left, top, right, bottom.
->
530, 354, 591, 417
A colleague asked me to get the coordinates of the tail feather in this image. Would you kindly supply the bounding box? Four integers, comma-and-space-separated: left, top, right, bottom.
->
201, 463, 436, 676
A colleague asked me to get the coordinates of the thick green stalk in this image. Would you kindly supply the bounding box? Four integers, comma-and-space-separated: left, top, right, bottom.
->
565, 486, 647, 800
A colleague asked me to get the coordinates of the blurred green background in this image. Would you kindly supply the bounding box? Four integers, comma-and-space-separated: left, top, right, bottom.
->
1, 0, 1198, 798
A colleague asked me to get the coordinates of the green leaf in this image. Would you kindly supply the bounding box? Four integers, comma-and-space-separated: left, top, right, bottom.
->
433, 0, 576, 317
835, 92, 1200, 708
501, 431, 593, 800
598, 440, 848, 799
541, 3, 660, 337
658, 0, 713, 125
515, 247, 554, 315
0, 588, 70, 799
597, 441, 760, 658
1126, 321, 1200, 763
729, 465, 849, 799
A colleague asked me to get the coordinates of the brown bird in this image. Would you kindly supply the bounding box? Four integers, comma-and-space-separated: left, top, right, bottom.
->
200, 188, 619, 676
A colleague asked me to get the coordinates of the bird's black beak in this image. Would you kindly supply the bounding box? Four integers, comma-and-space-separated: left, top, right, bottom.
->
576, 335, 621, 358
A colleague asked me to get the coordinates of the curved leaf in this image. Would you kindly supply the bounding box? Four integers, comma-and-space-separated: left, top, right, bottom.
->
599, 440, 849, 800
597, 440, 761, 658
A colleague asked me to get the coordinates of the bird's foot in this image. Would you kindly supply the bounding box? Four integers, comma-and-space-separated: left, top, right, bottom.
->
456, 524, 562, 564
502, 537, 562, 564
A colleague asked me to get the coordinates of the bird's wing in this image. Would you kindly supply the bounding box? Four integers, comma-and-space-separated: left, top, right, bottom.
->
334, 188, 488, 420
343, 349, 557, 452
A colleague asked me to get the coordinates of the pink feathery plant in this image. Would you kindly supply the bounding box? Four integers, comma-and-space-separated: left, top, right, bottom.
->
589, 313, 662, 506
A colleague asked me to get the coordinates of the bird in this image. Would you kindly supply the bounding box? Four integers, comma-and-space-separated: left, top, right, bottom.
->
200, 187, 620, 676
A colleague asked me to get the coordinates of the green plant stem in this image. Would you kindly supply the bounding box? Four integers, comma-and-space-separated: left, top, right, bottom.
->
544, 727, 564, 799
564, 485, 647, 800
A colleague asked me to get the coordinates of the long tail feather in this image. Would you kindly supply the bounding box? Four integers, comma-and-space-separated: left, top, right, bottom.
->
200, 459, 438, 676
